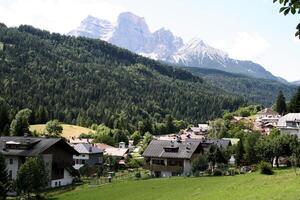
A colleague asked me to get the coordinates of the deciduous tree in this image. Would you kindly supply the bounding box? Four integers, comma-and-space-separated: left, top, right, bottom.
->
273, 0, 300, 38
45, 119, 63, 137
16, 157, 48, 198
10, 109, 32, 136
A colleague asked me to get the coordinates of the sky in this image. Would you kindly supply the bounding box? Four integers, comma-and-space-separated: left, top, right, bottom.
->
0, 0, 299, 81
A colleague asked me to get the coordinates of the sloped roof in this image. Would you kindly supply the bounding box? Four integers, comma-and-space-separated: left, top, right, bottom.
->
94, 143, 114, 150
0, 136, 78, 156
104, 147, 128, 157
142, 140, 201, 159
69, 138, 93, 144
203, 139, 231, 149
73, 143, 102, 154
257, 108, 278, 115
278, 113, 300, 127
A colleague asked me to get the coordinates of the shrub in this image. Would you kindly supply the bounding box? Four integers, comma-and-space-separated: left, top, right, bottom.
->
259, 161, 274, 175
213, 169, 223, 176
135, 172, 141, 179
192, 154, 208, 173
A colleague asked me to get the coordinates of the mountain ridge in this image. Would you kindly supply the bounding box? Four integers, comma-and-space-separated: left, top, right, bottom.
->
292, 80, 300, 85
68, 12, 285, 82
0, 24, 245, 128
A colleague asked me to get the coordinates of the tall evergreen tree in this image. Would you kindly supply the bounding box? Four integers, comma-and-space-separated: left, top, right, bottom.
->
275, 90, 287, 115
0, 153, 8, 200
0, 98, 10, 136
35, 106, 49, 124
235, 139, 245, 166
289, 87, 300, 113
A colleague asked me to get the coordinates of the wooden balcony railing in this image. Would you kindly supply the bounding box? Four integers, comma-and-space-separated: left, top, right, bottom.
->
144, 163, 183, 172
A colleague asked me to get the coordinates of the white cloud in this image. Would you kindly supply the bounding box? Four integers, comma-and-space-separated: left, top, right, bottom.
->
227, 32, 271, 60
293, 36, 300, 44
209, 39, 228, 51
0, 0, 126, 34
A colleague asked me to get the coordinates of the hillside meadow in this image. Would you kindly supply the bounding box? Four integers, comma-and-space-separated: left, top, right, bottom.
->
30, 124, 94, 139
52, 169, 300, 200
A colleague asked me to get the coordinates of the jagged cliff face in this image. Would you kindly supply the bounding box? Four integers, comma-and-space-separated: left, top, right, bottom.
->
68, 12, 280, 81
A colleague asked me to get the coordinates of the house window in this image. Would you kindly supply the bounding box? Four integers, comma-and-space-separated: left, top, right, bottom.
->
152, 159, 165, 165
9, 159, 13, 165
81, 160, 85, 165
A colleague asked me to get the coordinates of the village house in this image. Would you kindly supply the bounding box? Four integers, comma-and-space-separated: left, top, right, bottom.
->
69, 137, 93, 145
254, 108, 281, 135
0, 136, 79, 188
142, 139, 203, 177
184, 124, 209, 135
73, 143, 103, 170
256, 108, 281, 124
277, 113, 300, 138
94, 142, 129, 165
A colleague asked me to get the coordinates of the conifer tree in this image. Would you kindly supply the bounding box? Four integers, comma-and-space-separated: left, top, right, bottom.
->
289, 87, 300, 113
275, 90, 287, 115
0, 153, 8, 200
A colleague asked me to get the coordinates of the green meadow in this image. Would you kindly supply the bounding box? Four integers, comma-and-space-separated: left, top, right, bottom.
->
53, 169, 300, 200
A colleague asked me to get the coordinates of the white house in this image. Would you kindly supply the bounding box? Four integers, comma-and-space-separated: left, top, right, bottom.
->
73, 143, 103, 170
277, 113, 300, 138
0, 136, 79, 188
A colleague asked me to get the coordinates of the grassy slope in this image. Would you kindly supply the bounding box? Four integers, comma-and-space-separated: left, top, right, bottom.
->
30, 124, 94, 139
54, 170, 300, 200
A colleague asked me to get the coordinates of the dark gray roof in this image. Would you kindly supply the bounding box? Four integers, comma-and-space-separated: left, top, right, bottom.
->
142, 140, 201, 159
201, 139, 231, 149
0, 136, 78, 156
73, 143, 103, 154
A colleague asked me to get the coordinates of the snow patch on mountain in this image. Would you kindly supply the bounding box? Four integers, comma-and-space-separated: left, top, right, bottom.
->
68, 12, 283, 81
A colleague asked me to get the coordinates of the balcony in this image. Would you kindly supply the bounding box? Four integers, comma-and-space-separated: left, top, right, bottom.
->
144, 163, 183, 172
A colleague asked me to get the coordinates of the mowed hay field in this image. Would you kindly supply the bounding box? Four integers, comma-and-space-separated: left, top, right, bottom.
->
54, 170, 300, 200
30, 124, 94, 139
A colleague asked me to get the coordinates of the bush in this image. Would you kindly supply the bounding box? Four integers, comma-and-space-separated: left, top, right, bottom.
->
135, 172, 141, 179
213, 169, 223, 176
192, 154, 208, 173
259, 161, 274, 175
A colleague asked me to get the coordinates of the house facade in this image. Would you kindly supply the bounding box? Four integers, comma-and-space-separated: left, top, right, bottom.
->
72, 143, 103, 170
0, 136, 79, 188
277, 113, 300, 138
142, 139, 203, 177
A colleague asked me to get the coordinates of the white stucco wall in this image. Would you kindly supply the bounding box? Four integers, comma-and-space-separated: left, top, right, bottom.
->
280, 129, 300, 138
73, 154, 89, 170
51, 169, 73, 188
5, 156, 20, 179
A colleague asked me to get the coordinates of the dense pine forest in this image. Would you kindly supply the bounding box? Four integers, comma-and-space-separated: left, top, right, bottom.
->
183, 67, 297, 106
0, 24, 246, 135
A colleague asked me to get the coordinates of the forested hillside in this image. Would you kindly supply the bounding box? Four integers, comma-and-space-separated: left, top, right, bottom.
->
0, 24, 245, 134
183, 67, 297, 106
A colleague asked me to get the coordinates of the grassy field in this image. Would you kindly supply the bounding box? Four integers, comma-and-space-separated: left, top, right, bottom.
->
53, 169, 300, 200
30, 124, 94, 139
